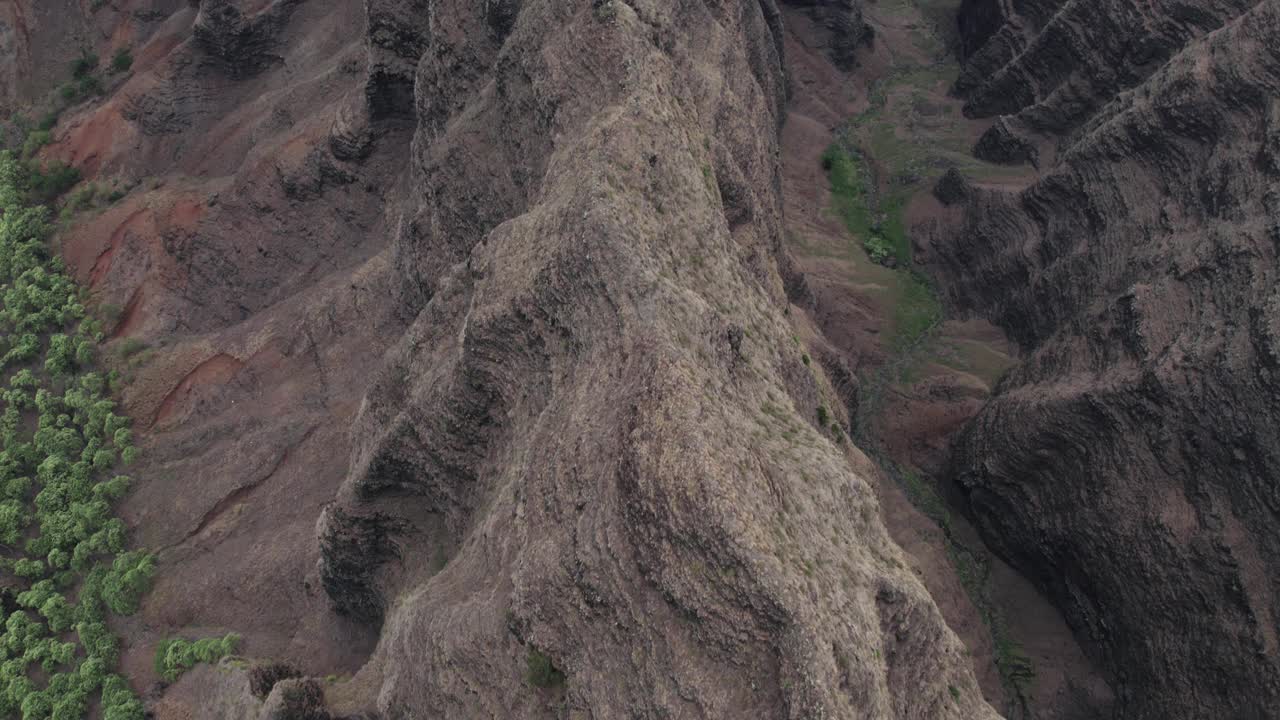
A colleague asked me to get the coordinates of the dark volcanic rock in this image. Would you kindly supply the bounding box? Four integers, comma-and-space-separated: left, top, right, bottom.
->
249, 662, 303, 700
954, 0, 1256, 134
193, 0, 304, 79
932, 167, 971, 206
928, 2, 1280, 718
363, 0, 430, 119
781, 0, 868, 69
971, 116, 1038, 167
316, 507, 405, 626
263, 678, 329, 720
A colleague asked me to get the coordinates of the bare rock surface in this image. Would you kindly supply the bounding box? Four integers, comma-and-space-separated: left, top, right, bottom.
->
1, 0, 1006, 718
928, 1, 1280, 717
0, 0, 89, 113
317, 1, 996, 717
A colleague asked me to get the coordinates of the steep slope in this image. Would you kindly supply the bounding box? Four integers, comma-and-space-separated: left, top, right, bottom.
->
780, 3, 1117, 717
2, 0, 1007, 718
926, 1, 1280, 717
23, 0, 417, 693
0, 0, 89, 112
312, 1, 996, 717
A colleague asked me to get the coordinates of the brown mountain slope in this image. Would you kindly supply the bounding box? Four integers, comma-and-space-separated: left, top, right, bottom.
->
5, 0, 1003, 718
927, 1, 1280, 718
312, 1, 996, 717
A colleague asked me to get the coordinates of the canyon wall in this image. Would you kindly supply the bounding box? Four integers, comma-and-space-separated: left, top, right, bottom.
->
930, 1, 1280, 717
316, 0, 996, 717
2, 0, 1003, 717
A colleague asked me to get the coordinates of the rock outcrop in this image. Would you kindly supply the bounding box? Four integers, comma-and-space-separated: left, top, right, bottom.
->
785, 0, 868, 69
970, 116, 1037, 168
928, 1, 1280, 718
32, 0, 1280, 715
315, 0, 995, 717
955, 0, 1258, 133
192, 0, 304, 79
363, 0, 430, 120
2, 0, 1002, 716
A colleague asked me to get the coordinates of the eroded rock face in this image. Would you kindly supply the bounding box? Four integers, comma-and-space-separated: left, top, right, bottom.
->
781, 0, 867, 69
318, 0, 995, 717
193, 0, 305, 79
955, 0, 1257, 133
0, 0, 90, 115
970, 116, 1037, 168
363, 0, 430, 119
930, 1, 1280, 717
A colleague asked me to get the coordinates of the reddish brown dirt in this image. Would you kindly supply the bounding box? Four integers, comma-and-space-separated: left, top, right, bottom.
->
24, 0, 414, 695
85, 207, 149, 287
149, 353, 246, 429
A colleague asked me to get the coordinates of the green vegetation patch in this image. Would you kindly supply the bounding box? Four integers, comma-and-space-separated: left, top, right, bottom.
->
0, 151, 153, 720
821, 144, 942, 351
154, 634, 240, 682
525, 649, 565, 689
892, 272, 943, 352
110, 49, 133, 75
821, 145, 875, 244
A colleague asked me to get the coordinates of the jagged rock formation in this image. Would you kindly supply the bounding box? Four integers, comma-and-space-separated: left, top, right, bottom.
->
192, 0, 305, 79
928, 1, 1280, 718
314, 0, 997, 717
954, 0, 1257, 133
785, 0, 868, 69
0, 0, 1006, 717
970, 116, 1037, 168
363, 0, 429, 119
931, 167, 971, 207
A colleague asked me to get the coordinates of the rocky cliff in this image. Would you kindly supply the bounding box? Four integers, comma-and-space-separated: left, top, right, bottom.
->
315, 0, 995, 717
2, 0, 1006, 718
928, 1, 1280, 717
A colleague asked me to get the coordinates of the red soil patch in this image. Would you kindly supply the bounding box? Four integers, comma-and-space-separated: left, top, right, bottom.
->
168, 194, 207, 228
135, 23, 186, 70
88, 207, 150, 287
51, 100, 134, 178
150, 353, 246, 429
108, 14, 137, 54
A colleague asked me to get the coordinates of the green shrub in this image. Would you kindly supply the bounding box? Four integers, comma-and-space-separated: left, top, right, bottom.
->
27, 162, 81, 203
70, 55, 99, 80
63, 184, 99, 215
111, 49, 133, 73
116, 338, 148, 359
155, 634, 240, 682
77, 75, 103, 98
525, 649, 565, 689
864, 233, 894, 264
21, 130, 50, 159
